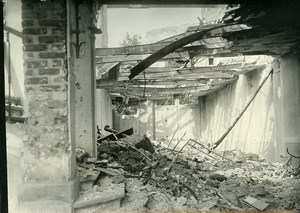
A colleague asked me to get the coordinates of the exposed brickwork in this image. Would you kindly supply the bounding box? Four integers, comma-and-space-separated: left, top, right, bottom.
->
22, 0, 69, 165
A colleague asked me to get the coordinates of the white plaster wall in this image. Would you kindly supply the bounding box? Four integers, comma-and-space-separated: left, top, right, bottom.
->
96, 89, 113, 134
117, 101, 201, 147
199, 66, 277, 161
5, 0, 25, 105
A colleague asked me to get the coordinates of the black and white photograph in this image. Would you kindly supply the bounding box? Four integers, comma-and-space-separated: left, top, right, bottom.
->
2, 0, 300, 212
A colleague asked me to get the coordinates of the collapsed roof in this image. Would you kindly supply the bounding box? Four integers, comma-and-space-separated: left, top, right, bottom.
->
96, 3, 300, 100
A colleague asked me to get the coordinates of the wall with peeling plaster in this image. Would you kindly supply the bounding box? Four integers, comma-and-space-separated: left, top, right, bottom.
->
96, 89, 113, 134
116, 100, 201, 144
198, 56, 300, 163
21, 0, 73, 182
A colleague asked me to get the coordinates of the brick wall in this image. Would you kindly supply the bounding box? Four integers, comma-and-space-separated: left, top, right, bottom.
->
21, 0, 70, 181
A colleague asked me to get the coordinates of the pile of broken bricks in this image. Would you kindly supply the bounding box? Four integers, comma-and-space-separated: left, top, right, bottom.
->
75, 128, 300, 212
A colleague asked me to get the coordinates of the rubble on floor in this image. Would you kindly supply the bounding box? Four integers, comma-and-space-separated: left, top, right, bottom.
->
76, 133, 300, 212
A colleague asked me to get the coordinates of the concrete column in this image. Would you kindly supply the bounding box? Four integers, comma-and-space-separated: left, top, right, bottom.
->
276, 54, 300, 166
73, 1, 97, 157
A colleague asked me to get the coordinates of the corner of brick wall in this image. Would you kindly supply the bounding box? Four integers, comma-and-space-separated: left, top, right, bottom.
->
21, 0, 69, 159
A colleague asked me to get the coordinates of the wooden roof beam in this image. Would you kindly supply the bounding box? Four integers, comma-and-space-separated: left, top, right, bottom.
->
95, 52, 189, 64
129, 23, 250, 80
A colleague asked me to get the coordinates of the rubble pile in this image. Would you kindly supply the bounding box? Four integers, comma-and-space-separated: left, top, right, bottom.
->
76, 133, 300, 212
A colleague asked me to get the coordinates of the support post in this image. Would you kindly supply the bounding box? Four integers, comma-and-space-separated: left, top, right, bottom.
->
152, 100, 156, 140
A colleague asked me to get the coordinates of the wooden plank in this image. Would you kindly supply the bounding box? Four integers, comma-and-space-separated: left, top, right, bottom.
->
96, 42, 171, 56
109, 86, 211, 97
95, 52, 188, 64
122, 79, 209, 86
118, 72, 234, 81
95, 37, 225, 57
120, 63, 243, 75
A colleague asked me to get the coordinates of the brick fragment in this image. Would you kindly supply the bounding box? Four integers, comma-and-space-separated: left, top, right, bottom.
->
39, 69, 60, 75
22, 20, 34, 27
25, 70, 34, 76
23, 28, 47, 35
24, 44, 47, 52
26, 77, 48, 85
39, 52, 65, 59
22, 36, 34, 44
38, 36, 64, 43
40, 85, 61, 92
52, 28, 65, 35
39, 20, 64, 27
25, 60, 48, 69
22, 11, 47, 19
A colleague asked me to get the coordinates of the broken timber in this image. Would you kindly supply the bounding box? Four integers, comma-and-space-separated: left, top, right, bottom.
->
129, 23, 249, 80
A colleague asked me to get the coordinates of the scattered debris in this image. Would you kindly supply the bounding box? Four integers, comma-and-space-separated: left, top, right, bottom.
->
75, 130, 300, 212
243, 196, 269, 211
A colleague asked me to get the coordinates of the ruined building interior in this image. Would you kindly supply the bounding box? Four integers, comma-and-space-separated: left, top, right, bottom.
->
2, 0, 300, 212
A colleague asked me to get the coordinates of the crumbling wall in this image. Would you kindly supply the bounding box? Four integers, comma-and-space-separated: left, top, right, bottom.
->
21, 0, 73, 183
199, 66, 277, 162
